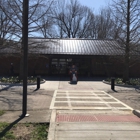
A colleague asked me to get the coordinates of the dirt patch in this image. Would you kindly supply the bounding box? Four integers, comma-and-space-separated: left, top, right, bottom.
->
0, 123, 49, 140
12, 124, 34, 139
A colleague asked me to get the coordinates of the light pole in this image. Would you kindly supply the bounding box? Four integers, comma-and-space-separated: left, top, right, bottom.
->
22, 0, 29, 117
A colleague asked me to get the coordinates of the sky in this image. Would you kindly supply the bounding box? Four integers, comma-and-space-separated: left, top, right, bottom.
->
79, 0, 111, 13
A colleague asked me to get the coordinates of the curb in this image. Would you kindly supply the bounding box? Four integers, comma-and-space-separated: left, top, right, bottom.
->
48, 110, 56, 140
0, 79, 46, 86
103, 80, 134, 88
133, 110, 140, 118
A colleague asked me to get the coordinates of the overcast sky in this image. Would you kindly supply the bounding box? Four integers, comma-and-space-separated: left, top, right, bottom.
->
78, 0, 111, 13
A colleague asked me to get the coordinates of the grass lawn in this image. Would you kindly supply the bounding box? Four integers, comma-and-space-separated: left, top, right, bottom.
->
0, 110, 5, 116
0, 122, 49, 140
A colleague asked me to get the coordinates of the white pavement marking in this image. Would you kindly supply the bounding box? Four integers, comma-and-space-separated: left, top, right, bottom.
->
50, 90, 133, 111
51, 107, 113, 110
54, 101, 121, 103
103, 91, 133, 110
66, 91, 72, 109
55, 97, 111, 99
51, 107, 132, 110
57, 110, 132, 115
92, 91, 112, 109
50, 90, 57, 109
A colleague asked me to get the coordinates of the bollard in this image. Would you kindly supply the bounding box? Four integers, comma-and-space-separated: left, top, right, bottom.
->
37, 76, 40, 89
111, 77, 115, 90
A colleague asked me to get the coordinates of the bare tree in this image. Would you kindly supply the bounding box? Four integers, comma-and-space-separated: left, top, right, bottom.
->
81, 7, 121, 40
0, 0, 54, 79
35, 10, 58, 38
96, 8, 115, 39
36, 16, 56, 38
28, 0, 57, 38
111, 0, 140, 82
87, 7, 121, 40
0, 2, 18, 49
53, 0, 94, 38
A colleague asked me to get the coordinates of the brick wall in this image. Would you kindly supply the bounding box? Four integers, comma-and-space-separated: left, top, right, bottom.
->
0, 55, 140, 77
0, 55, 49, 76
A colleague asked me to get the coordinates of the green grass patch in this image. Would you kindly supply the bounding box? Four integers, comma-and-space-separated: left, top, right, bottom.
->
0, 110, 5, 116
0, 122, 49, 140
32, 123, 49, 140
0, 122, 15, 140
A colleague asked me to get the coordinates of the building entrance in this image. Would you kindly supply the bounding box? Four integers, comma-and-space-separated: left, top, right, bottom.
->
51, 58, 71, 75
51, 57, 91, 76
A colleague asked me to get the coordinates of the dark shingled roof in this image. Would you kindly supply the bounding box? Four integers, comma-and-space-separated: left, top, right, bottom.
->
1, 38, 139, 55
28, 38, 124, 55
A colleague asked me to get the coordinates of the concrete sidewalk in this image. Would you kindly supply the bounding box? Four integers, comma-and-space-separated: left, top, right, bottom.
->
48, 110, 140, 140
0, 79, 140, 124
0, 78, 140, 140
54, 122, 140, 140
59, 80, 135, 91
0, 80, 59, 123
48, 80, 140, 140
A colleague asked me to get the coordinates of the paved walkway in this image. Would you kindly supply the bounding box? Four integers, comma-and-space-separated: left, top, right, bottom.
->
55, 110, 140, 140
54, 122, 140, 140
48, 102, 140, 140
0, 81, 56, 123
47, 79, 140, 140
50, 90, 133, 110
0, 78, 140, 139
48, 109, 140, 140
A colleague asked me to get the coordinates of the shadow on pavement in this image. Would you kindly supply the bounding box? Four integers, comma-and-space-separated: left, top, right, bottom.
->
33, 88, 39, 92
112, 89, 118, 92
0, 116, 24, 138
0, 84, 15, 92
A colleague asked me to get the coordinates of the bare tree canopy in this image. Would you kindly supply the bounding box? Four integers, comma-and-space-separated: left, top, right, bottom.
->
112, 0, 140, 45
0, 0, 55, 79
111, 0, 140, 81
0, 0, 55, 41
93, 8, 115, 39
0, 0, 140, 81
53, 0, 94, 38
0, 1, 17, 49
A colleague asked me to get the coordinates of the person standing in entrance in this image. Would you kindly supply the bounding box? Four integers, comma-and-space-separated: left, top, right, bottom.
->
69, 64, 78, 81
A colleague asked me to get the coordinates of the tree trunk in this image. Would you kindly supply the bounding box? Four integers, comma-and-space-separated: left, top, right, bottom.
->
123, 0, 130, 83
123, 54, 129, 82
